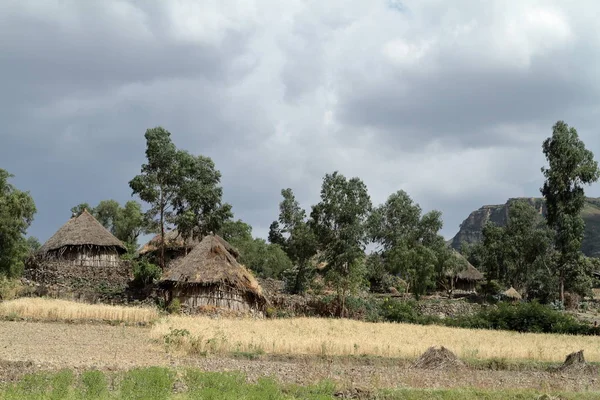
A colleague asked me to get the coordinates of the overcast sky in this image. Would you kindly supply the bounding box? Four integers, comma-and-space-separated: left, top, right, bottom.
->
2, 0, 600, 246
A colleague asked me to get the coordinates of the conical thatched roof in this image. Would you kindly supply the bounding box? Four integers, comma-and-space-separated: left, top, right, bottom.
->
38, 210, 126, 254
503, 287, 522, 300
445, 250, 484, 281
138, 230, 199, 255
159, 234, 262, 298
139, 230, 240, 259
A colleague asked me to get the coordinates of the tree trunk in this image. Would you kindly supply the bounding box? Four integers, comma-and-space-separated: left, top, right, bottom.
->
160, 189, 165, 270
560, 275, 565, 304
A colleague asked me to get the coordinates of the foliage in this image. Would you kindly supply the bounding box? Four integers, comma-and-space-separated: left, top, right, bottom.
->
368, 190, 448, 299
219, 219, 253, 243
0, 169, 36, 277
541, 120, 600, 301
218, 219, 293, 279
129, 127, 231, 268
170, 150, 233, 242
132, 258, 162, 286
234, 237, 293, 279
449, 301, 593, 335
0, 276, 23, 300
475, 200, 556, 300
269, 188, 318, 294
310, 172, 372, 316
25, 236, 41, 254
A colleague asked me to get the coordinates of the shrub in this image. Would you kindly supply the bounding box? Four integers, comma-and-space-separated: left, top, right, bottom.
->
448, 301, 592, 335
132, 259, 161, 286
0, 277, 22, 300
166, 298, 181, 315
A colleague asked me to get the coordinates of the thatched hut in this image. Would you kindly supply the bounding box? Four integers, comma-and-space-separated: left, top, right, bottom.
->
158, 234, 265, 314
502, 287, 522, 301
445, 251, 484, 292
25, 210, 131, 295
138, 230, 200, 266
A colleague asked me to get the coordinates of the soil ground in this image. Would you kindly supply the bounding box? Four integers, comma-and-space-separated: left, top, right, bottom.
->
1, 320, 600, 394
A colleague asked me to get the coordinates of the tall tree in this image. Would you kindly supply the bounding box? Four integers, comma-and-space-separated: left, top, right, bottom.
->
310, 172, 372, 316
477, 200, 555, 299
0, 169, 36, 277
269, 188, 317, 294
541, 120, 600, 302
171, 151, 233, 243
368, 190, 446, 299
129, 127, 180, 268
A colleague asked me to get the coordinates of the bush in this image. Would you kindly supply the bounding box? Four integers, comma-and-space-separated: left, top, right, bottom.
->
132, 259, 161, 286
0, 276, 23, 300
448, 301, 592, 335
378, 298, 440, 325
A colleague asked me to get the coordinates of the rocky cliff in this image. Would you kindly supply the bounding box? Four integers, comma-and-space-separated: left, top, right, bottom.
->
450, 197, 600, 258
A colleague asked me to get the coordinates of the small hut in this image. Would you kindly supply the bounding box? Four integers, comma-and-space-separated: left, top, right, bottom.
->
25, 210, 131, 294
138, 230, 199, 267
502, 287, 522, 301
445, 251, 484, 292
158, 234, 266, 314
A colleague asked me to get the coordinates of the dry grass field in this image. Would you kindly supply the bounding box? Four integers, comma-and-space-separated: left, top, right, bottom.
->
2, 298, 600, 396
0, 297, 159, 324
2, 298, 600, 363
152, 315, 600, 362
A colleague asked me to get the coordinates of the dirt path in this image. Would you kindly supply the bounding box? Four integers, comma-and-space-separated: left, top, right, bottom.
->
1, 320, 599, 393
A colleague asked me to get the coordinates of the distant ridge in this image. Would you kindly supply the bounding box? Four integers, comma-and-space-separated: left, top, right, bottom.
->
450, 197, 600, 258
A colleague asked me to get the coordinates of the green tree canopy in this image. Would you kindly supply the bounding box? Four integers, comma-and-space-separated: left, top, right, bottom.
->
0, 169, 36, 277
541, 120, 600, 301
129, 127, 232, 268
269, 188, 317, 294
218, 219, 292, 279
476, 200, 556, 300
310, 171, 372, 316
368, 190, 447, 298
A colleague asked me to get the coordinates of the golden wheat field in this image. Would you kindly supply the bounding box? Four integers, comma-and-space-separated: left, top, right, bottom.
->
2, 298, 600, 363
0, 297, 159, 323
152, 315, 600, 362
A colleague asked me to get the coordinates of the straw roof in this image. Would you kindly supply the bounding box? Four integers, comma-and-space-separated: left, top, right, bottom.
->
38, 210, 126, 254
503, 287, 522, 300
445, 250, 484, 281
139, 230, 240, 259
138, 230, 198, 255
159, 234, 262, 298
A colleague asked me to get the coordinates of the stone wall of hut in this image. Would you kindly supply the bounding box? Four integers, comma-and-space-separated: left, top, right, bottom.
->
166, 284, 263, 314
24, 246, 132, 301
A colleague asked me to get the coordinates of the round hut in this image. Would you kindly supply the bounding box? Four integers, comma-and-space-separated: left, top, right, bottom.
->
138, 230, 199, 267
445, 250, 485, 293
25, 210, 130, 294
502, 287, 522, 301
158, 234, 266, 315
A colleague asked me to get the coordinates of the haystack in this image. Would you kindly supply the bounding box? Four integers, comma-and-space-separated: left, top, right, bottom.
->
25, 210, 130, 292
158, 234, 265, 314
559, 350, 586, 371
412, 346, 464, 370
503, 287, 522, 301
